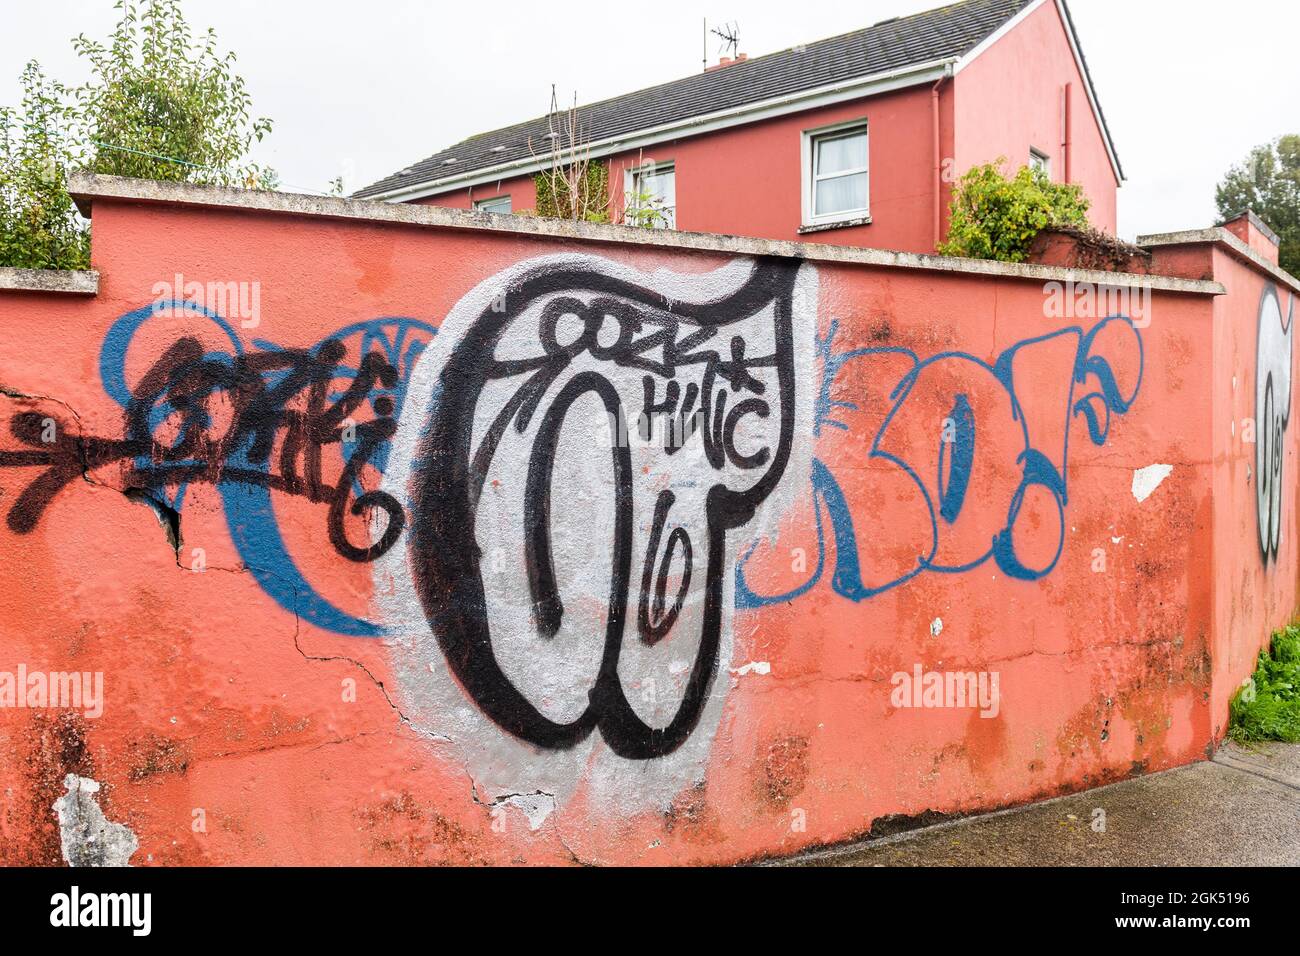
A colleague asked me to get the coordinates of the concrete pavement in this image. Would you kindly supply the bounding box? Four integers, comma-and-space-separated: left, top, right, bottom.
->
775, 742, 1300, 866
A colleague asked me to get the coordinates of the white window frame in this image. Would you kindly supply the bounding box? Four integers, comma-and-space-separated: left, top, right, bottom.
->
624, 160, 676, 230
1029, 148, 1051, 178
801, 118, 870, 229
473, 194, 512, 214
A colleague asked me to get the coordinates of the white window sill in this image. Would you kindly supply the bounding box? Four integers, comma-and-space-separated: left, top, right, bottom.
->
799, 214, 872, 235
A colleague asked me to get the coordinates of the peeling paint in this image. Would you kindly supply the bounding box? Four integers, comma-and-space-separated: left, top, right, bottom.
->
499, 792, 557, 831
1131, 464, 1174, 503
52, 775, 138, 867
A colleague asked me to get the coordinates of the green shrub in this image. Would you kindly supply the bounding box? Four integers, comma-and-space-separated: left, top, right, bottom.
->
0, 62, 89, 270
1228, 624, 1300, 743
939, 160, 1091, 263
74, 0, 273, 187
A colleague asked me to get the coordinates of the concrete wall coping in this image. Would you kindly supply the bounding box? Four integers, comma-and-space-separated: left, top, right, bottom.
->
0, 267, 99, 296
1139, 226, 1300, 296
68, 171, 1225, 297
1219, 209, 1281, 247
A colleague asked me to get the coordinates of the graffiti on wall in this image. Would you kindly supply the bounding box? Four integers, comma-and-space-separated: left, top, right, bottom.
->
0, 252, 1148, 780
0, 304, 435, 635
1256, 284, 1294, 564
382, 254, 816, 765
736, 313, 1145, 607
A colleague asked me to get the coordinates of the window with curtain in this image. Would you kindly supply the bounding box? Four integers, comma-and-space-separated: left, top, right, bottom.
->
805, 124, 868, 225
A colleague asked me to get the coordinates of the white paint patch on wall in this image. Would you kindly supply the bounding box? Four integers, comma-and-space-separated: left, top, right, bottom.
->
498, 792, 556, 831
376, 253, 817, 816
1131, 464, 1173, 503
1256, 287, 1294, 561
53, 774, 138, 867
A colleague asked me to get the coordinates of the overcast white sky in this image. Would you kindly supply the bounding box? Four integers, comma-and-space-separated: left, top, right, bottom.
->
3, 0, 1297, 239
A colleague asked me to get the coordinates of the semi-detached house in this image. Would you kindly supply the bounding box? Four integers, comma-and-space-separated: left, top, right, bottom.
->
355, 0, 1123, 254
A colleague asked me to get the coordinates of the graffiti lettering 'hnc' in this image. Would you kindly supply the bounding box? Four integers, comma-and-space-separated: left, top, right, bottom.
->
401, 257, 811, 759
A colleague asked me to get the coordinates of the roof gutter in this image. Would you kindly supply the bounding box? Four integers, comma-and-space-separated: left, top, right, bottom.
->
362, 56, 961, 203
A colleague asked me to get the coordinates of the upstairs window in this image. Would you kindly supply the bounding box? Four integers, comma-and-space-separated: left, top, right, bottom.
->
804, 122, 869, 227
474, 195, 512, 214
1029, 148, 1051, 178
626, 162, 676, 229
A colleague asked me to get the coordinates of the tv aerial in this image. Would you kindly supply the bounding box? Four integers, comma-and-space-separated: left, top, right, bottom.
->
711, 21, 740, 60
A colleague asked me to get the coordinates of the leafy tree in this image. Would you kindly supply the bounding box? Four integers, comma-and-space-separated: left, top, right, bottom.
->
0, 62, 90, 269
1, 0, 276, 269
1216, 135, 1300, 277
73, 0, 273, 187
939, 160, 1091, 263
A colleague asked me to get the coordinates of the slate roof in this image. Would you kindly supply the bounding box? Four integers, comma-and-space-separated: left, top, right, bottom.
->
355, 0, 1041, 199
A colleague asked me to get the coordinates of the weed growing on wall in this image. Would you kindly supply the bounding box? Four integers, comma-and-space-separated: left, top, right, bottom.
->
623, 182, 671, 229
939, 160, 1091, 264
1229, 624, 1300, 743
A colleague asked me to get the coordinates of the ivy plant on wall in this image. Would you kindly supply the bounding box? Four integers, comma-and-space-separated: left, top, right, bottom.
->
534, 161, 610, 224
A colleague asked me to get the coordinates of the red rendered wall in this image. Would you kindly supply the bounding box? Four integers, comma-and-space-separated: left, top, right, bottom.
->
1208, 246, 1299, 723
1224, 217, 1282, 266
0, 189, 1282, 866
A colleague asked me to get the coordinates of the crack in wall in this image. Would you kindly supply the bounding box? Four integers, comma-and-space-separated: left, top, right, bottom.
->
279, 578, 451, 745
123, 487, 182, 557
467, 776, 587, 861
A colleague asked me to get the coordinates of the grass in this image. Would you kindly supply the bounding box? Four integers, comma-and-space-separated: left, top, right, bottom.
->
1228, 623, 1300, 743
